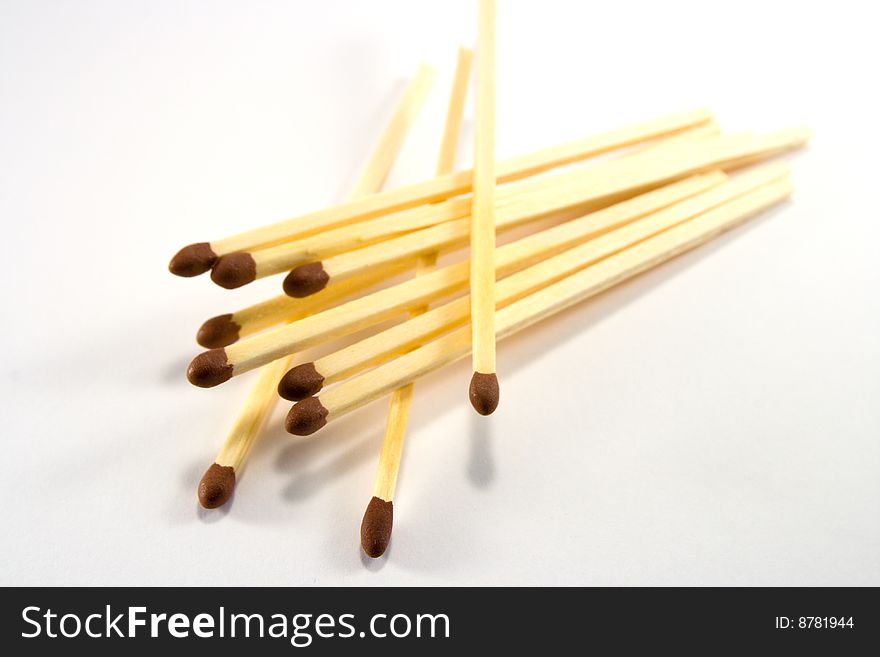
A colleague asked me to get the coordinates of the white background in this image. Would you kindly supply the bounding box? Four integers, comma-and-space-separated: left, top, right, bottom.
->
1, 0, 878, 586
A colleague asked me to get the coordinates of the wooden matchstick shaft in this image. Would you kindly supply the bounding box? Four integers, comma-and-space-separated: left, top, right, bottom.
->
295, 178, 794, 429
281, 164, 787, 397
247, 196, 470, 279
470, 0, 498, 412
169, 109, 712, 275
349, 64, 436, 198
435, 47, 474, 176
293, 128, 808, 291
197, 65, 431, 509
198, 172, 728, 384
373, 47, 473, 508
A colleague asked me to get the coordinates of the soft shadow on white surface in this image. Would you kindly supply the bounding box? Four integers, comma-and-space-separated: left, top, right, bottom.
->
467, 413, 495, 488
196, 502, 231, 523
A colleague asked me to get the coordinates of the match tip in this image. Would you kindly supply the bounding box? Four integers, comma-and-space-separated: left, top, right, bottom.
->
361, 496, 393, 558
284, 397, 329, 435
210, 252, 257, 289
187, 348, 233, 388
277, 362, 325, 401
197, 463, 236, 509
196, 313, 241, 348
169, 242, 217, 277
283, 262, 329, 297
469, 371, 500, 415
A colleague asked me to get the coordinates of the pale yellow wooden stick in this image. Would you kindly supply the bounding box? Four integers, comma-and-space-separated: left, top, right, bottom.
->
187, 172, 729, 388
469, 0, 499, 414
284, 178, 795, 434
281, 127, 809, 295
625, 121, 722, 158
363, 47, 474, 558
435, 47, 474, 176
169, 108, 712, 276
278, 164, 787, 401
197, 65, 432, 509
350, 64, 436, 198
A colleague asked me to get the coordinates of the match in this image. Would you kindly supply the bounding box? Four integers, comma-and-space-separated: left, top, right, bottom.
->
278, 164, 786, 401
168, 108, 712, 277
198, 356, 293, 508
280, 128, 809, 297
469, 0, 499, 415
284, 176, 794, 435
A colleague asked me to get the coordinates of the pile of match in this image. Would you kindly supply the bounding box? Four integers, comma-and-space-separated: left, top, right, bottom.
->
169, 1, 809, 558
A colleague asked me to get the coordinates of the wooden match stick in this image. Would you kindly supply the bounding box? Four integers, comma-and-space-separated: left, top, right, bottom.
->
209, 115, 716, 290
198, 356, 292, 508
278, 164, 787, 401
284, 177, 795, 434
168, 108, 712, 276
281, 128, 809, 297
211, 196, 470, 289
197, 65, 430, 508
363, 47, 473, 558
469, 0, 499, 415
189, 171, 724, 388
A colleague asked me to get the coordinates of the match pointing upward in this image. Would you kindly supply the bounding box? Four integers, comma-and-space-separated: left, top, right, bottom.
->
469, 0, 499, 415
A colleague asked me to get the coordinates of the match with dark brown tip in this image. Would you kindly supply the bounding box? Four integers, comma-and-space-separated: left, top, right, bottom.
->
361, 496, 393, 558
210, 252, 257, 289
197, 463, 236, 509
278, 362, 325, 401
284, 397, 329, 435
283, 262, 330, 297
168, 242, 217, 277
197, 314, 241, 348
187, 348, 233, 388
469, 371, 500, 415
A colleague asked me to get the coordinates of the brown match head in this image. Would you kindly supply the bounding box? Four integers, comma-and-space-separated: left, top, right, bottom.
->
210, 252, 257, 289
277, 362, 325, 401
283, 262, 329, 297
469, 371, 500, 415
187, 348, 233, 388
168, 242, 217, 277
197, 463, 236, 509
361, 496, 393, 558
284, 397, 329, 435
196, 313, 241, 348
